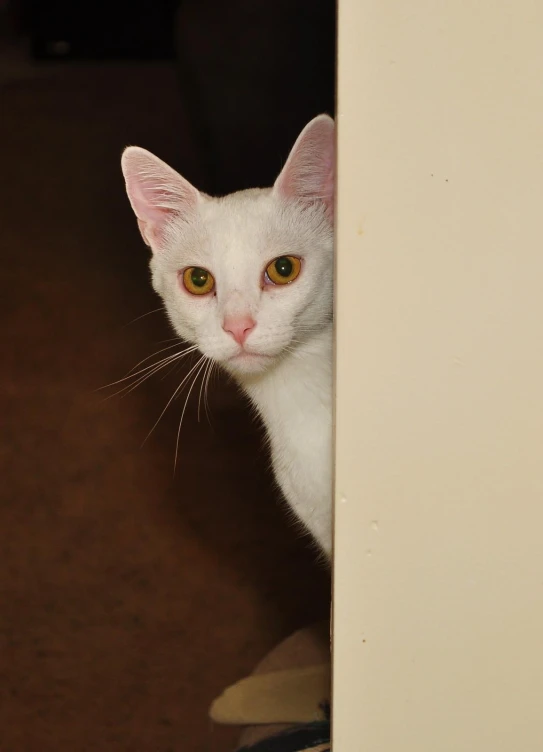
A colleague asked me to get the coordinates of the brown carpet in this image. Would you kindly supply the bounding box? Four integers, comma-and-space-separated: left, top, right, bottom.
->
0, 52, 330, 751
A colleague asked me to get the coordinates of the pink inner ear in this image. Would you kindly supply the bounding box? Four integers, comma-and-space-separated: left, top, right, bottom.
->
121, 147, 199, 251
274, 115, 335, 218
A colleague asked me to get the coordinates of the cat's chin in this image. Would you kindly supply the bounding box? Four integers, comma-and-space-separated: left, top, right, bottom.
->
223, 351, 277, 378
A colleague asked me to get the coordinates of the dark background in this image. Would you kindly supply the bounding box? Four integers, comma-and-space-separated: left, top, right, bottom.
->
0, 2, 335, 749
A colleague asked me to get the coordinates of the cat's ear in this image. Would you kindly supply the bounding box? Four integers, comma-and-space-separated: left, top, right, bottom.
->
121, 147, 200, 252
274, 114, 335, 218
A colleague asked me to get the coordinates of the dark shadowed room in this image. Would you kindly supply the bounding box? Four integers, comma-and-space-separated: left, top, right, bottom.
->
0, 1, 335, 750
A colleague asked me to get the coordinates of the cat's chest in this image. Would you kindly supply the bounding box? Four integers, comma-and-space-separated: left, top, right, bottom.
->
238, 332, 333, 552
264, 393, 330, 461
265, 402, 331, 502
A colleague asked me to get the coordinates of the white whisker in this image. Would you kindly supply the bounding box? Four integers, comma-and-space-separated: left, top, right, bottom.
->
104, 353, 187, 401
203, 361, 215, 426
157, 336, 184, 344
142, 354, 206, 448
174, 356, 209, 472
197, 357, 211, 423
126, 340, 185, 375
121, 307, 164, 328
99, 344, 199, 395
99, 358, 178, 402
159, 355, 194, 382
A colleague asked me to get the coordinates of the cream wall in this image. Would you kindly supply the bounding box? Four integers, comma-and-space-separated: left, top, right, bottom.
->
333, 1, 543, 749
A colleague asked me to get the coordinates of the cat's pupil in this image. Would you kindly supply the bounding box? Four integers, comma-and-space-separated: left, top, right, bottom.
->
191, 268, 208, 287
275, 257, 293, 277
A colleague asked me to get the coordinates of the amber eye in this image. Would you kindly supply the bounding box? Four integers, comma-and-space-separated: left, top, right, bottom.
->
265, 256, 302, 285
182, 267, 215, 295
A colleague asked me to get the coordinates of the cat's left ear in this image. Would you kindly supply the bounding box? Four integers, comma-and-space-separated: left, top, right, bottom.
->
121, 146, 200, 252
274, 114, 335, 219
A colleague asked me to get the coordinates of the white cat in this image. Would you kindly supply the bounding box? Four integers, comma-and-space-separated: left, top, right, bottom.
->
121, 115, 334, 558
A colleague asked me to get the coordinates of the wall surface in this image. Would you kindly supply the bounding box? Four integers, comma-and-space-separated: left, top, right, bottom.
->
333, 2, 543, 749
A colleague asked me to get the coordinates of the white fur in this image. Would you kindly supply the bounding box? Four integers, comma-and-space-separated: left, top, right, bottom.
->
121, 115, 335, 558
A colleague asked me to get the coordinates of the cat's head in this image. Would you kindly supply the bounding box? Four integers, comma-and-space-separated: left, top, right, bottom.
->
120, 114, 335, 379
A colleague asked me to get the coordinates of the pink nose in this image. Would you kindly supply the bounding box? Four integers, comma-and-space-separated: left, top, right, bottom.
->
222, 315, 255, 346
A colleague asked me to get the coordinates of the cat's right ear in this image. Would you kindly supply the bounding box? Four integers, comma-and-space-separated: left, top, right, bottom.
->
121, 147, 200, 252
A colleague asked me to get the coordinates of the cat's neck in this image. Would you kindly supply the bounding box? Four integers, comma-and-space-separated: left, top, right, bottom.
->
234, 323, 333, 554
235, 324, 333, 415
